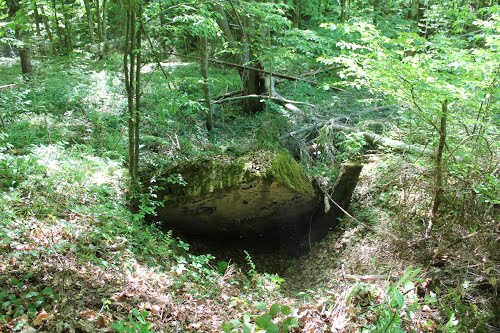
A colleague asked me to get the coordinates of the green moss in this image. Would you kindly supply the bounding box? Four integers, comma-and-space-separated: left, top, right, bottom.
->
268, 152, 314, 195
161, 150, 314, 205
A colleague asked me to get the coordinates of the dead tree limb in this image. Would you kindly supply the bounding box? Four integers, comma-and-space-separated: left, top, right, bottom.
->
213, 93, 315, 108
0, 84, 20, 90
171, 52, 345, 92
280, 105, 395, 139
282, 118, 434, 156
343, 274, 399, 282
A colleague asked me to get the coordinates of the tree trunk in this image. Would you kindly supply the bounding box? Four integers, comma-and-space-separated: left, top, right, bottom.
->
39, 5, 56, 54
83, 0, 95, 46
134, 6, 141, 184
51, 0, 64, 52
60, 1, 73, 51
426, 99, 448, 238
339, 0, 347, 22
200, 35, 214, 131
19, 48, 32, 75
214, 0, 265, 113
33, 1, 42, 36
410, 0, 419, 21
124, 6, 141, 212
95, 0, 102, 43
293, 0, 300, 28
372, 0, 381, 24
7, 0, 32, 76
101, 0, 108, 52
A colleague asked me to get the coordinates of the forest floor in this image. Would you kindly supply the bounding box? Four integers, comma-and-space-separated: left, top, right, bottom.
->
0, 55, 498, 332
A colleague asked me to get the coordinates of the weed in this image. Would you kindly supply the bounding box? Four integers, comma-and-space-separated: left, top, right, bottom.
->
222, 302, 299, 333
111, 308, 152, 333
0, 273, 56, 321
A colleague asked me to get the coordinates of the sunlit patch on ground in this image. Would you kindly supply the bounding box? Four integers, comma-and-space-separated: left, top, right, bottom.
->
80, 70, 125, 115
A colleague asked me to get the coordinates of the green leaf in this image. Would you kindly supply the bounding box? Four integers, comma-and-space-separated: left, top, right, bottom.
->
255, 313, 272, 329
280, 305, 292, 316
243, 313, 251, 324
221, 321, 232, 333
243, 322, 253, 333
266, 323, 279, 333
24, 291, 39, 298
11, 278, 22, 287
254, 301, 267, 312
282, 317, 299, 331
229, 319, 242, 328
269, 303, 280, 316
392, 290, 404, 308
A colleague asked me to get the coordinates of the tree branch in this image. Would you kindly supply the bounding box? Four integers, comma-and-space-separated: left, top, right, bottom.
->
171, 52, 345, 92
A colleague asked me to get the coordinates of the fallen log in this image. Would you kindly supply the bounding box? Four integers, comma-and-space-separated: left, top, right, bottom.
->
283, 119, 433, 156
324, 122, 434, 156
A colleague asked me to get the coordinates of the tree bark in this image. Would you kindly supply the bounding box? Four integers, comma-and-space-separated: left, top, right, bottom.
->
51, 0, 64, 52
60, 0, 73, 51
134, 6, 141, 184
33, 1, 42, 36
124, 5, 142, 212
6, 0, 32, 76
426, 99, 448, 238
293, 0, 300, 28
339, 0, 347, 22
171, 52, 345, 92
200, 35, 214, 131
83, 0, 95, 46
101, 0, 108, 52
409, 0, 419, 21
19, 48, 32, 75
39, 5, 55, 54
214, 0, 265, 113
95, 0, 102, 44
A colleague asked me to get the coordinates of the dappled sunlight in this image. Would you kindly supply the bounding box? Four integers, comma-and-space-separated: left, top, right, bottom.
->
80, 70, 125, 115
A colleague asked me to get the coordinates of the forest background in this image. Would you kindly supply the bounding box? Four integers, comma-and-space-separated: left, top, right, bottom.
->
0, 0, 499, 332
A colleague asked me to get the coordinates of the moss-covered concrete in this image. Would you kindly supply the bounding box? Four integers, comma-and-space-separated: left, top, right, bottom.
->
152, 150, 317, 241
158, 150, 313, 205
150, 152, 363, 254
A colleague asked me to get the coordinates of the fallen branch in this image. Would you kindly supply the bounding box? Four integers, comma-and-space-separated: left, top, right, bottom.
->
280, 105, 395, 139
0, 83, 20, 90
212, 93, 315, 108
427, 231, 480, 269
280, 110, 433, 156
343, 273, 398, 282
212, 90, 242, 101
171, 52, 346, 92
300, 65, 344, 78
362, 131, 434, 156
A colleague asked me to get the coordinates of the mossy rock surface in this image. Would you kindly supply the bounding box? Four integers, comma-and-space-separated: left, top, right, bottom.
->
153, 150, 317, 240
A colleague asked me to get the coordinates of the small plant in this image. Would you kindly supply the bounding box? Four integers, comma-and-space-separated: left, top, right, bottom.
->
243, 251, 284, 292
0, 273, 56, 321
221, 302, 299, 333
111, 308, 152, 333
351, 267, 422, 333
